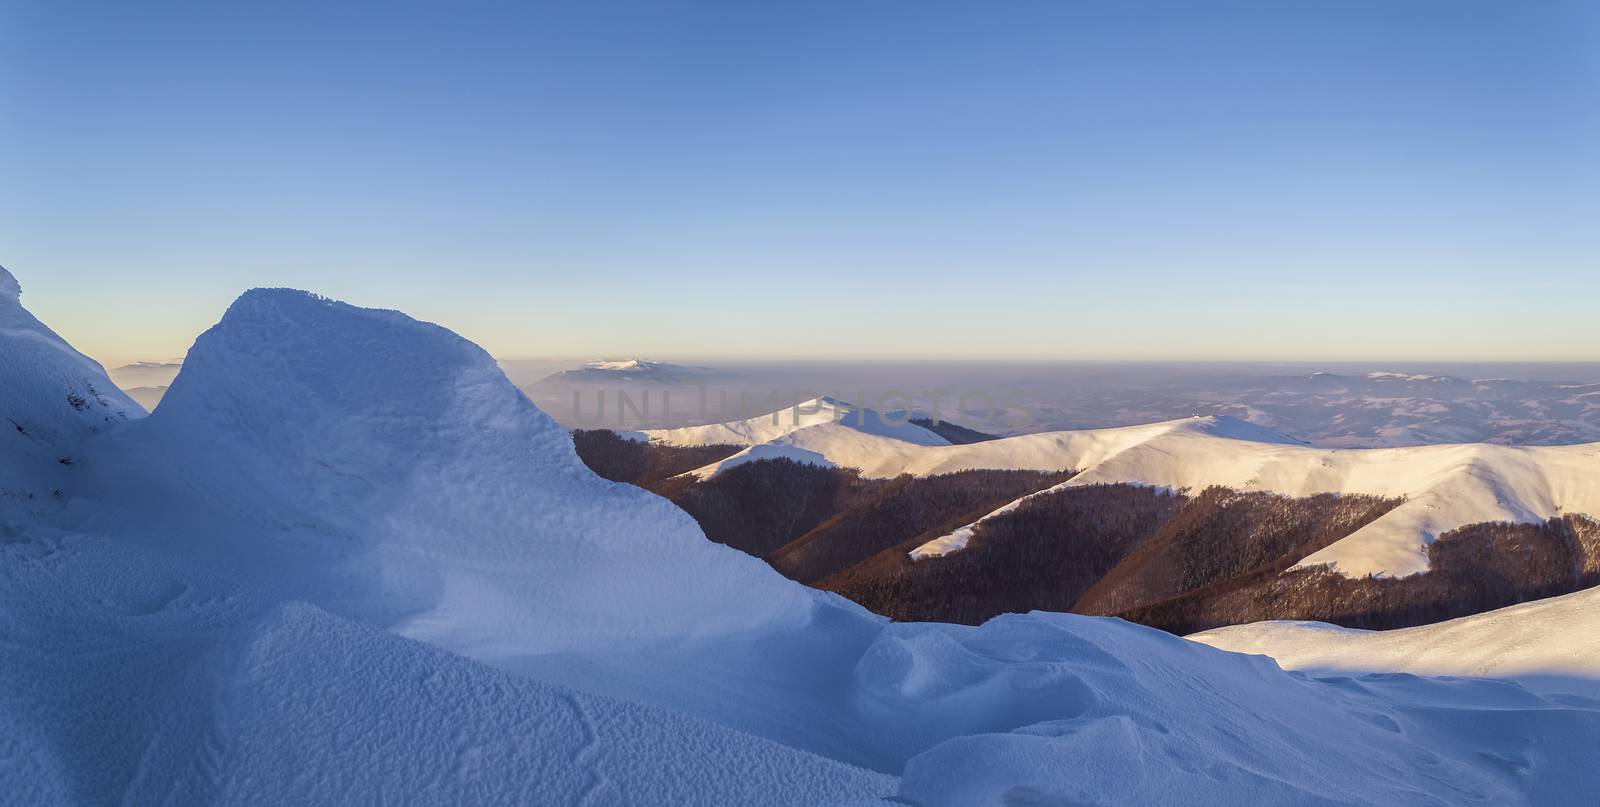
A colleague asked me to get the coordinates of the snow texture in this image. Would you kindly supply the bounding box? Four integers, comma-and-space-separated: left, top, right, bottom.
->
130, 289, 815, 656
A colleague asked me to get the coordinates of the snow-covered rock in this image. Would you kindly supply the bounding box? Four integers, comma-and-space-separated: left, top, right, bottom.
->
122, 288, 815, 656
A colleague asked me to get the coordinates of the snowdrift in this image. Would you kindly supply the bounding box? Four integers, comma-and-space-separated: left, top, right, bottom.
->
885, 613, 1600, 807
1191, 586, 1600, 698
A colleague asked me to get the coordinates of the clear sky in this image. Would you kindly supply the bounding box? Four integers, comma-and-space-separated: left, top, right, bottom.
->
4, 1, 1597, 365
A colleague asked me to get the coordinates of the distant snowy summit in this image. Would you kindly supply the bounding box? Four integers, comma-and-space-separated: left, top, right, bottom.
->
109, 359, 184, 386
107, 359, 184, 411
548, 358, 733, 384
640, 395, 952, 450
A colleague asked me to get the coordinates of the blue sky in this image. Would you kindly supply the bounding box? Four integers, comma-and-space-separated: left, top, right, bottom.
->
4, 1, 1597, 364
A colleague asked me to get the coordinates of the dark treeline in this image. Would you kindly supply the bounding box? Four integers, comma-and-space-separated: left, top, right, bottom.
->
572, 429, 1068, 565
570, 429, 1600, 635
570, 429, 741, 490
768, 468, 1074, 583
1126, 514, 1600, 633
1074, 487, 1401, 615
823, 483, 1188, 623
669, 458, 888, 558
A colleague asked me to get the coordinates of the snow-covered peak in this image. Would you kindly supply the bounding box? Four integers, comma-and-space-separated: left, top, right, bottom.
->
585, 358, 655, 371
0, 265, 143, 517
547, 358, 730, 383
0, 264, 20, 300
642, 395, 950, 449
1367, 371, 1455, 383
134, 287, 813, 654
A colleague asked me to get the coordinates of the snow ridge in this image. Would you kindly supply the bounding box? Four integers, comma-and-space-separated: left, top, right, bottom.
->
133, 288, 816, 655
643, 395, 951, 451
664, 401, 1600, 577
0, 264, 20, 299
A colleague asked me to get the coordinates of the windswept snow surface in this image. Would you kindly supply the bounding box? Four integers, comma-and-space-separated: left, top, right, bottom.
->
1191, 587, 1600, 698
670, 399, 1600, 576
8, 271, 1600, 806
884, 614, 1600, 807
641, 395, 950, 448
124, 289, 813, 655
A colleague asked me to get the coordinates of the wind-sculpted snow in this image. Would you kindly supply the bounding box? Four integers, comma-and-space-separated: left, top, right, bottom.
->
216, 603, 895, 806
9, 270, 1600, 806
0, 531, 891, 806
133, 288, 815, 654
879, 613, 1600, 807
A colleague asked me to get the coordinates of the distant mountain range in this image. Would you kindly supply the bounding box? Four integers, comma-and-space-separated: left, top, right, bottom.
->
106, 359, 183, 411
574, 397, 1600, 635
544, 358, 733, 384
1019, 369, 1600, 447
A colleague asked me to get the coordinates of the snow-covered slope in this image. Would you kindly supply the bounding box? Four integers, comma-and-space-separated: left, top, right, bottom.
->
641, 395, 950, 448
10, 269, 1600, 806
0, 535, 892, 806
1190, 587, 1600, 698
0, 265, 143, 517
882, 613, 1600, 807
673, 402, 1600, 577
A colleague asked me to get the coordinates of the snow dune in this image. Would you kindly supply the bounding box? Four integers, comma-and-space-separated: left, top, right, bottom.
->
1191, 586, 1600, 699
670, 400, 1600, 577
